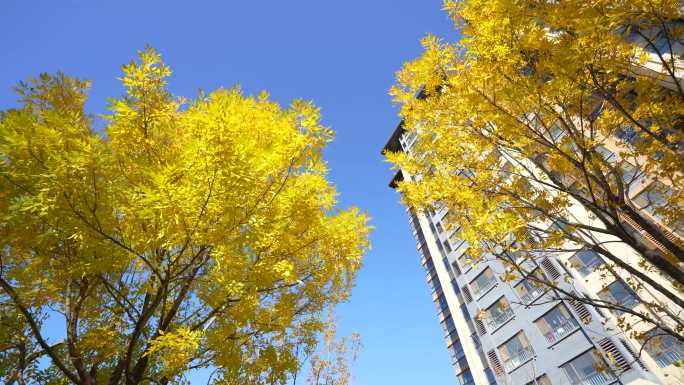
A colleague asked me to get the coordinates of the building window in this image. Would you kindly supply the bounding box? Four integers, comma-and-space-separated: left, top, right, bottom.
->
436, 222, 444, 233
535, 304, 579, 345
616, 125, 643, 147
498, 332, 534, 372
632, 181, 670, 218
514, 269, 546, 305
470, 268, 497, 298
461, 303, 471, 321
485, 297, 514, 331
436, 293, 449, 314
457, 369, 476, 385
597, 280, 640, 315
643, 330, 684, 367
442, 314, 456, 336
568, 249, 605, 277
451, 261, 462, 277
484, 367, 498, 385
549, 121, 565, 141
451, 278, 461, 294
561, 350, 615, 385
452, 341, 470, 372
458, 253, 472, 272
632, 181, 684, 237
449, 226, 463, 246
594, 145, 617, 164
443, 240, 452, 253
619, 160, 644, 195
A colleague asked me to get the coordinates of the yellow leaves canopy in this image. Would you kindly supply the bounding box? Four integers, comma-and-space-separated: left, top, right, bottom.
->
388, 0, 684, 340
0, 47, 369, 385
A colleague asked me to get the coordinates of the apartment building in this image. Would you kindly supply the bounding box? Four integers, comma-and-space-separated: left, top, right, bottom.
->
384, 122, 684, 385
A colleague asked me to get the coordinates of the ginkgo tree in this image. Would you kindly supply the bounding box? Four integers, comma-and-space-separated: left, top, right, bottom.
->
387, 0, 684, 345
0, 47, 370, 385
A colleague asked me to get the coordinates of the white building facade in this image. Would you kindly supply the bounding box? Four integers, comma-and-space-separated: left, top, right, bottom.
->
384, 122, 684, 385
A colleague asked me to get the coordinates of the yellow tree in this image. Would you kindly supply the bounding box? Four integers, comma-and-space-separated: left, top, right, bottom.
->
388, 0, 684, 342
0, 47, 370, 385
302, 311, 361, 385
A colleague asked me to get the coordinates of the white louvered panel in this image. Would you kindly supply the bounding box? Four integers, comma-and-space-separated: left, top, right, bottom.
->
540, 257, 561, 280
475, 318, 487, 336
598, 338, 630, 373
487, 349, 504, 376
620, 339, 647, 371
567, 296, 592, 324
462, 286, 473, 303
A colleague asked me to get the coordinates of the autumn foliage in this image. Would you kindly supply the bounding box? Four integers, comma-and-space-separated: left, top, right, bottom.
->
388, 0, 684, 340
0, 48, 369, 385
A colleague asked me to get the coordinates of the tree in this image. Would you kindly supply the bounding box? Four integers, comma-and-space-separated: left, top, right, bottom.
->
387, 0, 684, 344
301, 311, 360, 385
0, 47, 370, 385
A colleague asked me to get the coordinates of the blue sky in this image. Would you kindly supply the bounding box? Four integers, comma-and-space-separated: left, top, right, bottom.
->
0, 1, 459, 384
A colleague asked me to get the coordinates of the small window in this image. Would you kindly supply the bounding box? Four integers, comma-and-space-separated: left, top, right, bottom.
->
642, 330, 684, 367
619, 161, 644, 195
484, 367, 498, 385
631, 181, 684, 236
449, 227, 464, 247
458, 253, 472, 271
498, 332, 534, 372
561, 350, 615, 385
470, 268, 497, 298
535, 304, 579, 344
451, 261, 462, 277
460, 303, 471, 321
442, 314, 456, 335
457, 369, 476, 385
485, 297, 514, 330
597, 280, 640, 315
549, 122, 565, 141
435, 293, 449, 314
568, 249, 605, 277
443, 240, 452, 253
616, 125, 643, 146
436, 222, 444, 233
594, 145, 616, 164
514, 269, 546, 305
632, 182, 670, 218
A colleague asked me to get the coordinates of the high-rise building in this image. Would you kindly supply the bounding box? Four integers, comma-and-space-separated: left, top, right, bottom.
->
384, 122, 683, 385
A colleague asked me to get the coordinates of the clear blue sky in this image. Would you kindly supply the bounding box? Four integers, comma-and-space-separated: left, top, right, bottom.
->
0, 1, 459, 384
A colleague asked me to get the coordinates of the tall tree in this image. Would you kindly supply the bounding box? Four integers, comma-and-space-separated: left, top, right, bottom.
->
387, 0, 684, 343
0, 47, 370, 385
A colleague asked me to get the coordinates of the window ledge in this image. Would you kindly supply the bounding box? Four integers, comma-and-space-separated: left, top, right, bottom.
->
489, 315, 515, 334
475, 282, 498, 301
505, 356, 535, 374
546, 326, 581, 349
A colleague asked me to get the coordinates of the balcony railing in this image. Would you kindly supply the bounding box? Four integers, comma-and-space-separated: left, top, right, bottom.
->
574, 371, 616, 385
520, 287, 544, 304
543, 318, 579, 344
655, 350, 683, 367
487, 308, 514, 330
502, 347, 534, 372
472, 278, 497, 298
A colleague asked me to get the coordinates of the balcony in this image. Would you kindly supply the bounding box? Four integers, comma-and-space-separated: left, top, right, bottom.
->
503, 347, 534, 372
487, 307, 514, 330
574, 372, 616, 385
655, 350, 683, 367
520, 286, 544, 305
472, 278, 497, 298
543, 318, 579, 344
